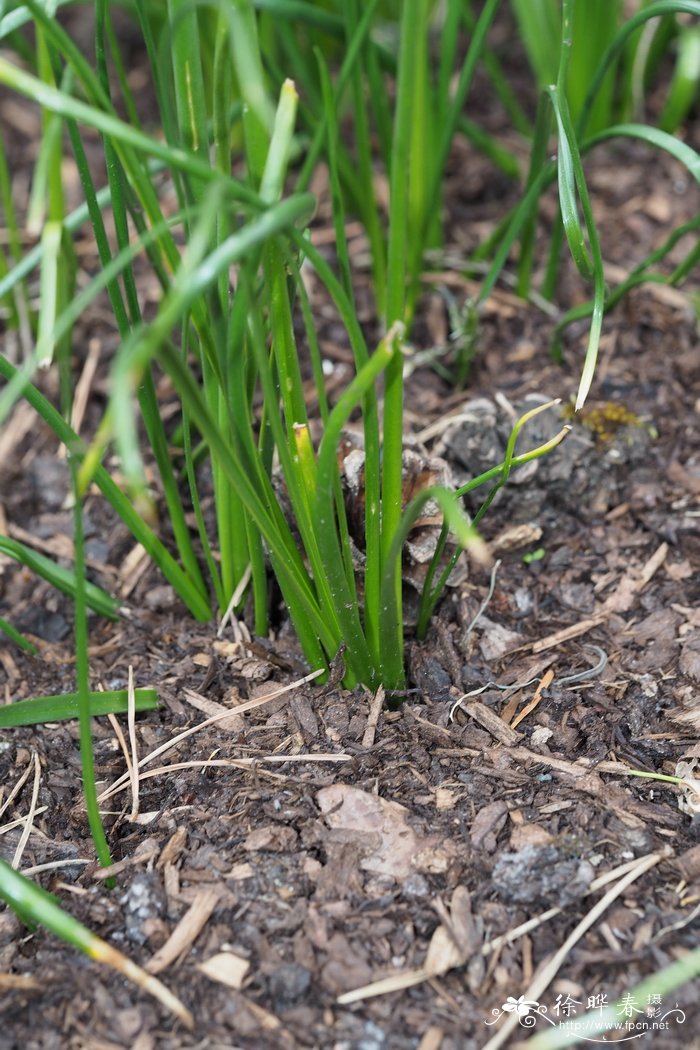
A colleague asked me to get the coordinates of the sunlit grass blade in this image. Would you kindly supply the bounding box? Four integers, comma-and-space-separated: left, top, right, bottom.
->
546, 87, 594, 281
229, 0, 275, 183
35, 222, 64, 368
0, 860, 193, 1029
0, 688, 159, 728
26, 26, 65, 235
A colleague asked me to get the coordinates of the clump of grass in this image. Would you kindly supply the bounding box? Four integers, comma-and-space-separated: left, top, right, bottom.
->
0, 0, 696, 767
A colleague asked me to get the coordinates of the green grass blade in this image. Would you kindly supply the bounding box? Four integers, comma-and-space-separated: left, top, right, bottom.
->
577, 0, 700, 137
427, 0, 501, 237
105, 192, 314, 500
0, 132, 32, 351
315, 328, 400, 687
0, 618, 39, 656
465, 2, 531, 137
0, 56, 257, 204
547, 86, 594, 279
230, 0, 275, 183
0, 535, 119, 620
567, 0, 622, 133
640, 113, 700, 172
510, 0, 560, 88
0, 357, 212, 620
35, 221, 63, 368
381, 486, 481, 683
380, 0, 419, 688
661, 23, 700, 131
158, 342, 333, 669
292, 232, 383, 663
517, 92, 553, 297
316, 51, 354, 303
552, 208, 700, 347
0, 860, 193, 1027
0, 689, 159, 728
72, 460, 112, 868
526, 946, 700, 1048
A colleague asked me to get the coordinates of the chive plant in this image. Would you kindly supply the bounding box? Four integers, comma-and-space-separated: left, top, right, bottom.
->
0, 0, 698, 701
1, 1, 699, 1019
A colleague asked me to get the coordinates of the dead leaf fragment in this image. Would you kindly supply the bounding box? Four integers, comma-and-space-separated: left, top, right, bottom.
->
197, 951, 250, 990
317, 784, 418, 879
470, 800, 508, 850
491, 522, 542, 553
675, 759, 700, 817
424, 924, 466, 976
478, 618, 522, 662
243, 826, 299, 852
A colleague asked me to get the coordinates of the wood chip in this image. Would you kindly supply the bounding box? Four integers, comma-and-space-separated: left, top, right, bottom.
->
509, 669, 554, 729
528, 615, 607, 654
0, 973, 41, 990
118, 543, 150, 599
157, 826, 188, 870
417, 1028, 444, 1050
362, 685, 384, 749
182, 688, 244, 732
459, 700, 522, 746
145, 885, 222, 975
228, 862, 255, 881
236, 995, 282, 1031
93, 847, 160, 880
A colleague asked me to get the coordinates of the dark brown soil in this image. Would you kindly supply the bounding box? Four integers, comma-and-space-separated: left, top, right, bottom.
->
2, 18, 700, 1050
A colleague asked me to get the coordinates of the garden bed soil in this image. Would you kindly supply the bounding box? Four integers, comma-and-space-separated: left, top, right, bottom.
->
2, 29, 700, 1050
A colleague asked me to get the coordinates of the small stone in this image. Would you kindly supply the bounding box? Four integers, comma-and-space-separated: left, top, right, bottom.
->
401, 873, 430, 899
29, 455, 69, 510
268, 963, 311, 1005
17, 608, 69, 642
492, 844, 594, 907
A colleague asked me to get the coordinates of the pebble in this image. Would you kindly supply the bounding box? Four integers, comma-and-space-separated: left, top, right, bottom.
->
268, 962, 311, 1005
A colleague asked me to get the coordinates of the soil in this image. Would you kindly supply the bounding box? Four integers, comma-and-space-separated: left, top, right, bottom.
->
2, 13, 700, 1050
